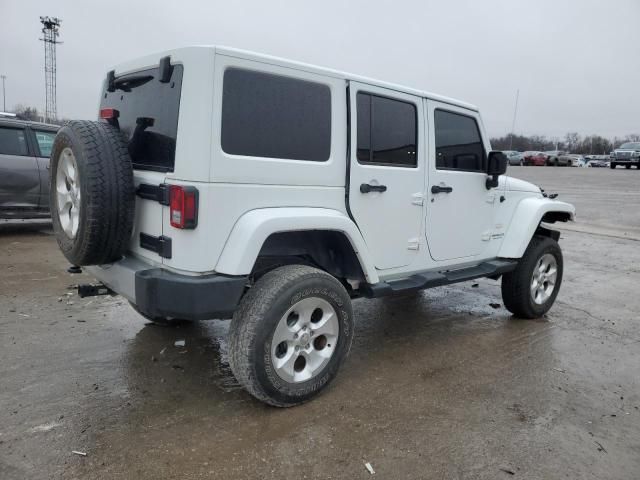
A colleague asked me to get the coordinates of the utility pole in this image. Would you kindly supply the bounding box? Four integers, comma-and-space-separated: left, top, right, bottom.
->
39, 16, 62, 123
0, 75, 6, 112
509, 89, 519, 150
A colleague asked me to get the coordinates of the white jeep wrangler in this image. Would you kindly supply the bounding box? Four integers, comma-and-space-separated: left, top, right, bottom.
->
49, 46, 575, 406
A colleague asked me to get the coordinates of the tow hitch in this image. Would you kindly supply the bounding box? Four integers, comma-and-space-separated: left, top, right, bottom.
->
77, 283, 114, 298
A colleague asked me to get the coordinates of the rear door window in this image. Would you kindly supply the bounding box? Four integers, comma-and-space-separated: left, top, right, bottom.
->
221, 68, 331, 162
34, 130, 56, 157
0, 127, 29, 156
434, 109, 486, 172
356, 92, 417, 167
100, 65, 183, 172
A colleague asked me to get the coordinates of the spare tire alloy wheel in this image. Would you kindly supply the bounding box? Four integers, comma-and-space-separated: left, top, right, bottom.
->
56, 147, 81, 239
50, 121, 135, 266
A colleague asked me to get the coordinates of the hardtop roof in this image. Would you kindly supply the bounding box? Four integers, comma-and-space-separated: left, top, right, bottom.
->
112, 45, 479, 112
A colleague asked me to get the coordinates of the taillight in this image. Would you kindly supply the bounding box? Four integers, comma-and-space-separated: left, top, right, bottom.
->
99, 108, 119, 120
169, 185, 198, 229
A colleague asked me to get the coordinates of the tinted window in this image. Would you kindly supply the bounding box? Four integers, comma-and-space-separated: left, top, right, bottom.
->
34, 130, 56, 157
100, 65, 183, 172
357, 93, 417, 167
0, 127, 28, 156
434, 110, 485, 172
221, 68, 331, 161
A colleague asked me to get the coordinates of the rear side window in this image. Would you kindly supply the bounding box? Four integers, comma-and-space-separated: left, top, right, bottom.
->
100, 65, 183, 172
434, 110, 485, 172
221, 68, 331, 162
357, 92, 417, 167
0, 127, 28, 156
34, 130, 56, 157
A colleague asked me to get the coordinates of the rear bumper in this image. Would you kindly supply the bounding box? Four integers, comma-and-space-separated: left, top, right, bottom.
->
86, 258, 247, 320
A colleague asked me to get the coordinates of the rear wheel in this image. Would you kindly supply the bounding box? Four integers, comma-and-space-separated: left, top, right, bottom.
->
626, 164, 631, 169
501, 236, 563, 319
228, 265, 354, 407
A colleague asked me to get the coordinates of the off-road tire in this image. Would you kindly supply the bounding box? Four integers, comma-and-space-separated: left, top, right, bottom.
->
228, 265, 354, 407
501, 235, 563, 319
50, 121, 134, 266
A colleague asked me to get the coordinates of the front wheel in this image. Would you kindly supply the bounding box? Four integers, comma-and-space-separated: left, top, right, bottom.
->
228, 265, 354, 407
501, 236, 563, 319
610, 163, 616, 169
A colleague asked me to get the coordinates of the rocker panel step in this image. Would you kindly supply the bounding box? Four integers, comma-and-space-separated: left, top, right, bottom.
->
362, 259, 517, 298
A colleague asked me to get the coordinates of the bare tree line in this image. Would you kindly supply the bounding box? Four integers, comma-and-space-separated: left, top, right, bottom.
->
491, 132, 640, 155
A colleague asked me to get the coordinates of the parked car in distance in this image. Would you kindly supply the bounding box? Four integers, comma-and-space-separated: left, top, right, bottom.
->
610, 142, 640, 169
503, 150, 524, 166
522, 151, 547, 166
544, 150, 568, 166
0, 118, 58, 219
557, 153, 584, 167
585, 158, 610, 168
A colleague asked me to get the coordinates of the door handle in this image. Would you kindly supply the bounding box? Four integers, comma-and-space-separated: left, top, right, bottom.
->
431, 185, 453, 194
360, 183, 387, 194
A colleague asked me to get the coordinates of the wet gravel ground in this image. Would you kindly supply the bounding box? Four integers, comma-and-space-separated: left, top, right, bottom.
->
1, 167, 639, 479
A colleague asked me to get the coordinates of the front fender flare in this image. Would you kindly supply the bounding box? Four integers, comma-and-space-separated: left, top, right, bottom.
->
215, 207, 379, 283
499, 197, 575, 258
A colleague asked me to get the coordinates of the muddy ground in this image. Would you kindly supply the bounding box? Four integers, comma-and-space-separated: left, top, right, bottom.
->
1, 167, 639, 479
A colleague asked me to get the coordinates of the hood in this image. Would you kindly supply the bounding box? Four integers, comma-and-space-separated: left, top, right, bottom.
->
505, 176, 542, 193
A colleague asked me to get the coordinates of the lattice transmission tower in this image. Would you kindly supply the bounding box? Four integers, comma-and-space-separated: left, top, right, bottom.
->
40, 16, 62, 123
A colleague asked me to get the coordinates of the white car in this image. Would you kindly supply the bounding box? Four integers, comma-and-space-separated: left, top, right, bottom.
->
48, 46, 575, 406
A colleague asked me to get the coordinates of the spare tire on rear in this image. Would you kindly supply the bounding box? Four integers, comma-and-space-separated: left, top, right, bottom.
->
49, 120, 135, 266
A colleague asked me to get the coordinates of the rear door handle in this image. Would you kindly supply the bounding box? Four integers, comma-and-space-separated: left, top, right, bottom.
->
360, 183, 387, 194
431, 185, 453, 194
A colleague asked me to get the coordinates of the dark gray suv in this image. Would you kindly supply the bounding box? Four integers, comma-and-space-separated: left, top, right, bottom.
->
0, 118, 58, 219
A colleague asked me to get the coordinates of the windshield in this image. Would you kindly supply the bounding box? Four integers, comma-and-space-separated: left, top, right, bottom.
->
619, 142, 640, 150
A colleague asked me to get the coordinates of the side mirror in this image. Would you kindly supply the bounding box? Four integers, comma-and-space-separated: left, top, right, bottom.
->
486, 151, 507, 189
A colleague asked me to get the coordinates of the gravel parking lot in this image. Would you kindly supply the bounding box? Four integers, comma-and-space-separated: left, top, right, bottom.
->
1, 167, 639, 479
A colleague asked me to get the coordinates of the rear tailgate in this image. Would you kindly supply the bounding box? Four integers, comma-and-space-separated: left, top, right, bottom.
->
99, 60, 183, 264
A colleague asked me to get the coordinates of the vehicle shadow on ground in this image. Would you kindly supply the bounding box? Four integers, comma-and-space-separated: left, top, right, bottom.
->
119, 286, 538, 414
121, 316, 246, 410
0, 220, 52, 236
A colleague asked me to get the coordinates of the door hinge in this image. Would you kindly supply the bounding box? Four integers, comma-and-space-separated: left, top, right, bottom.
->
486, 193, 496, 204
140, 233, 172, 258
137, 183, 170, 206
411, 193, 424, 206
481, 231, 492, 242
407, 238, 420, 250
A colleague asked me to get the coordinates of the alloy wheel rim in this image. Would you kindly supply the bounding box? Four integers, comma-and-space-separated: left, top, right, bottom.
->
530, 253, 558, 305
271, 297, 339, 383
56, 147, 81, 239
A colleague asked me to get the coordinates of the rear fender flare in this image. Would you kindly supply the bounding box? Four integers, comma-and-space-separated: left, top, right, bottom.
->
215, 207, 379, 283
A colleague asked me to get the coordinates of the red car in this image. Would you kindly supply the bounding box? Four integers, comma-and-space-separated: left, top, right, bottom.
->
522, 151, 547, 166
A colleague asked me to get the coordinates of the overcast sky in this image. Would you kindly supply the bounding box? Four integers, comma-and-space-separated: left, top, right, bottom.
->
1, 0, 639, 138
